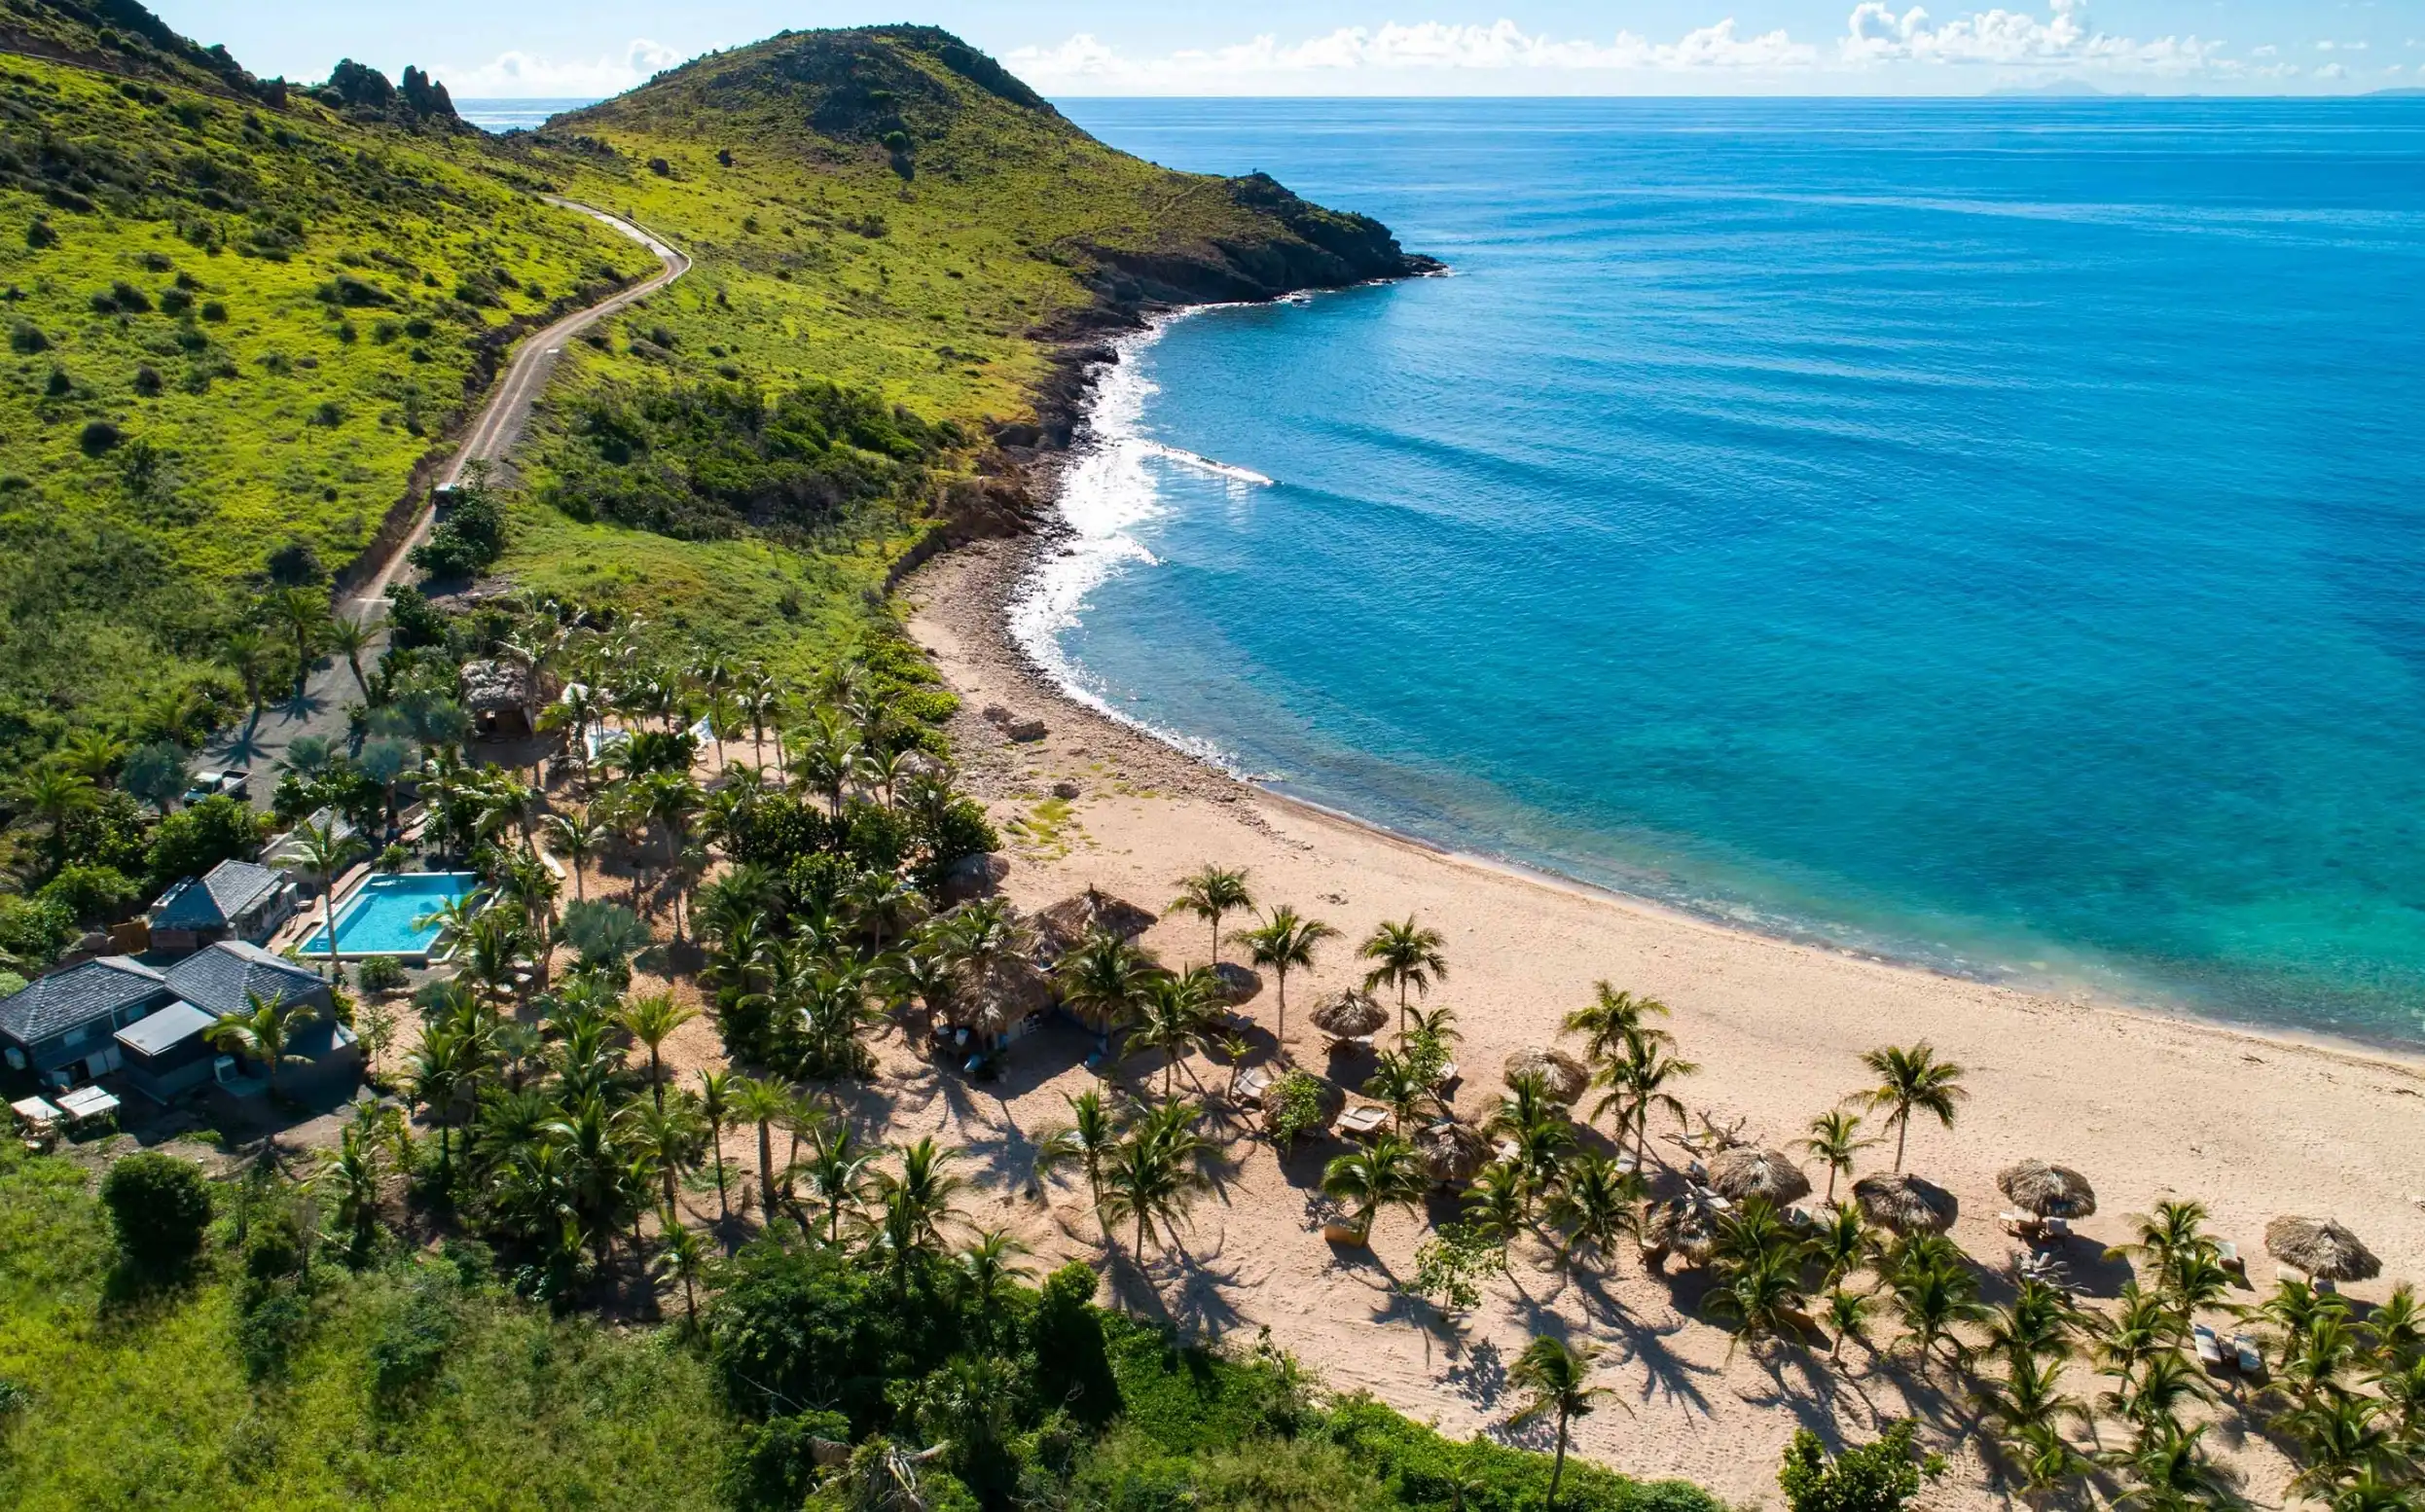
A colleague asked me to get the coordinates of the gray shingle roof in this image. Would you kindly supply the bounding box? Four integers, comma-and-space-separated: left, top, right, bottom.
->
162, 941, 326, 1018
0, 957, 172, 1045
114, 999, 216, 1057
152, 859, 284, 931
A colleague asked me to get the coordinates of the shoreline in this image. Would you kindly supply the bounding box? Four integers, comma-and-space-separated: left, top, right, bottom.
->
940, 489, 2425, 1083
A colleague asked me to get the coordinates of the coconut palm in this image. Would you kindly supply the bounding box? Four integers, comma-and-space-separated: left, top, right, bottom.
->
327, 613, 377, 705
1544, 1152, 1645, 1275
620, 1098, 705, 1216
1988, 1278, 2081, 1364
616, 992, 697, 1111
319, 1124, 384, 1263
265, 584, 328, 698
1232, 904, 1338, 1054
1100, 1100, 1212, 1265
1053, 928, 1155, 1038
1126, 968, 1222, 1097
655, 1219, 710, 1328
1361, 1049, 1444, 1134
288, 817, 365, 978
1825, 1287, 1874, 1362
205, 990, 319, 1098
1359, 915, 1449, 1036
1322, 1134, 1428, 1245
543, 810, 606, 902
1508, 1336, 1611, 1512
1890, 1239, 1990, 1368
1592, 1036, 1698, 1167
862, 1137, 965, 1288
798, 1118, 877, 1246
1489, 1075, 1576, 1204
1464, 1162, 1532, 1255
696, 1068, 734, 1223
2281, 1393, 2394, 1495
1562, 981, 1672, 1065
953, 1228, 1034, 1339
1034, 1089, 1124, 1238
1802, 1109, 1874, 1206
728, 1075, 792, 1218
1810, 1202, 1875, 1289
1855, 1043, 1968, 1171
1170, 864, 1254, 965
2106, 1420, 2236, 1512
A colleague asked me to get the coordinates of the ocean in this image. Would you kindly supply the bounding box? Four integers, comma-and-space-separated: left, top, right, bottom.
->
453, 98, 597, 132
1026, 97, 2425, 1046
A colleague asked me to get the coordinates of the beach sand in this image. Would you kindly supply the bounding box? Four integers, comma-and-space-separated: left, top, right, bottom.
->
871, 532, 2425, 1509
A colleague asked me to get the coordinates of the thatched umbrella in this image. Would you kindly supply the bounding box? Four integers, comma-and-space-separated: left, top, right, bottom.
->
1310, 990, 1388, 1042
1502, 1047, 1589, 1105
1414, 1122, 1490, 1187
1853, 1172, 1959, 1236
1707, 1147, 1812, 1206
1209, 961, 1263, 1007
2265, 1216, 2381, 1283
1033, 887, 1159, 957
942, 955, 1053, 1040
1641, 1192, 1725, 1270
1997, 1160, 2098, 1219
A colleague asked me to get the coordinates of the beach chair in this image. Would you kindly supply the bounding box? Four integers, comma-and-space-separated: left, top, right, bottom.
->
2217, 1241, 2244, 1278
1432, 1061, 1461, 1090
2191, 1324, 2226, 1368
1338, 1105, 1390, 1138
2231, 1334, 2265, 1376
1234, 1067, 1275, 1105
1999, 1209, 2041, 1239
1494, 1137, 1520, 1164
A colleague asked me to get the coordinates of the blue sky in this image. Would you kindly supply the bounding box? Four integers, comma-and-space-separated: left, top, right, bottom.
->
152, 2, 2425, 97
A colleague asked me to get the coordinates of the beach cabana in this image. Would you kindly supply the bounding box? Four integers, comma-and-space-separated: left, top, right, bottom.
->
1033, 887, 1158, 961
1310, 990, 1388, 1048
1852, 1172, 1959, 1236
1502, 1047, 1589, 1106
1997, 1160, 2097, 1219
1707, 1147, 1812, 1206
1641, 1191, 1726, 1271
941, 954, 1053, 1055
1414, 1121, 1490, 1187
2264, 1216, 2380, 1285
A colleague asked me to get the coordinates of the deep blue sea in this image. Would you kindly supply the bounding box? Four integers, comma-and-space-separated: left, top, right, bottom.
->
1029, 97, 2425, 1046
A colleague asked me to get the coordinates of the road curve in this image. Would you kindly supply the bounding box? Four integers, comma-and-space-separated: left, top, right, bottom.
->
349, 199, 689, 613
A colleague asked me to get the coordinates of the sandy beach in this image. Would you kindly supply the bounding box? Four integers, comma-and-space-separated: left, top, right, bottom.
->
863, 531, 2425, 1509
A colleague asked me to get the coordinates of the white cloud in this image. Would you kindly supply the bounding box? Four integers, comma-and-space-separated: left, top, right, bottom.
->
2317, 62, 2347, 79
1840, 0, 2221, 73
1007, 18, 1816, 90
441, 38, 682, 96
2252, 44, 2278, 56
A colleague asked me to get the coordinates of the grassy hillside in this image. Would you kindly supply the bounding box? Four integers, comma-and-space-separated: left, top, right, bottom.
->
0, 36, 659, 754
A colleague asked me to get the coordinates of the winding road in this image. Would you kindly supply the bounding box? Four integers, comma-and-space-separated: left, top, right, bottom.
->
209, 200, 688, 788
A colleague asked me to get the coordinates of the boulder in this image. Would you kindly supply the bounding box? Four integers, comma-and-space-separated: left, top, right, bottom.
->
1050, 779, 1081, 800
1005, 718, 1048, 742
981, 704, 1014, 726
938, 850, 1010, 904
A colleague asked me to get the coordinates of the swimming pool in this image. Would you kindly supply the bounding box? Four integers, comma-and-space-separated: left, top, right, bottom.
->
298, 872, 481, 961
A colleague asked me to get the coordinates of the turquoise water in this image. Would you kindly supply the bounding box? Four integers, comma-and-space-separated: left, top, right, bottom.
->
1030, 98, 2425, 1045
300, 873, 479, 958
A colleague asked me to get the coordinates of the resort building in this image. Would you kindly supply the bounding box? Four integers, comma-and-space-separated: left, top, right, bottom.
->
460, 658, 543, 739
0, 955, 174, 1088
148, 858, 299, 954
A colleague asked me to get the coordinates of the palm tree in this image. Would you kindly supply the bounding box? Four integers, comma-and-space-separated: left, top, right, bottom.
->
1232, 904, 1338, 1055
542, 810, 606, 903
15, 768, 97, 867
1052, 929, 1155, 1040
1321, 1134, 1428, 1246
1490, 1075, 1576, 1205
222, 628, 272, 726
616, 992, 698, 1111
620, 1098, 705, 1216
1855, 1043, 1967, 1171
1034, 1088, 1123, 1237
1100, 1100, 1212, 1266
729, 1076, 792, 1218
654, 1219, 710, 1328
697, 1068, 733, 1223
863, 1137, 965, 1288
1891, 1241, 1991, 1368
319, 1123, 384, 1263
327, 613, 377, 705
265, 584, 328, 698
204, 990, 318, 1098
2105, 1420, 2236, 1512
1170, 864, 1254, 965
1359, 915, 1448, 1036
1801, 1109, 1874, 1205
57, 728, 127, 786
1127, 968, 1221, 1097
799, 1119, 877, 1246
953, 1228, 1034, 1338
1592, 1036, 1698, 1167
1508, 1336, 1611, 1512
1544, 1152, 1645, 1275
1361, 1050, 1441, 1135
1561, 981, 1672, 1065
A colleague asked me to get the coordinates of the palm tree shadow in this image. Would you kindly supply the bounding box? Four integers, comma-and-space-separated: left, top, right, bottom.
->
1156, 1233, 1247, 1341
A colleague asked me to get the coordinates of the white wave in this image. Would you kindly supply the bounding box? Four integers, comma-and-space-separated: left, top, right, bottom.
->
1138, 441, 1275, 486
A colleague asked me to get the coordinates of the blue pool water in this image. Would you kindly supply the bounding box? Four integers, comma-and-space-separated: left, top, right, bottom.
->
300, 873, 480, 958
1030, 98, 2425, 1045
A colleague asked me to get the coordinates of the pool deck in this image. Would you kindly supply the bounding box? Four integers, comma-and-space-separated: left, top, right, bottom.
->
271, 869, 482, 964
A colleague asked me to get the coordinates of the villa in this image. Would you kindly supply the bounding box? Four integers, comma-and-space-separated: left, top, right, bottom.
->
0, 940, 357, 1103
147, 857, 299, 954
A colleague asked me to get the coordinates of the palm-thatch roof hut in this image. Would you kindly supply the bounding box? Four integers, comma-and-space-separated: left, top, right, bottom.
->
2264, 1216, 2381, 1283
1997, 1160, 2097, 1219
1414, 1122, 1490, 1187
940, 955, 1053, 1044
1853, 1172, 1959, 1235
1641, 1191, 1726, 1270
1033, 888, 1158, 959
1208, 961, 1263, 1006
1502, 1047, 1589, 1105
1310, 990, 1388, 1042
1707, 1147, 1812, 1206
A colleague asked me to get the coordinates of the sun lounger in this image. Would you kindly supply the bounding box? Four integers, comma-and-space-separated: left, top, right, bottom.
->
1432, 1061, 1461, 1088
55, 1085, 120, 1126
1338, 1105, 1390, 1137
1999, 1209, 2041, 1238
2040, 1215, 2072, 1242
1234, 1067, 1275, 1104
1494, 1137, 1520, 1164
2232, 1334, 2264, 1375
2216, 1241, 2243, 1278
2191, 1324, 2226, 1367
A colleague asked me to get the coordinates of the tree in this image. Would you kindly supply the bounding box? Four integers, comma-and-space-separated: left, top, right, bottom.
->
1544, 1152, 1644, 1275
1051, 928, 1154, 1040
1126, 968, 1220, 1097
265, 584, 329, 698
543, 810, 606, 902
862, 1137, 964, 1288
1562, 981, 1672, 1065
1802, 1110, 1874, 1205
561, 899, 651, 983
1778, 1422, 1942, 1512
1169, 863, 1253, 966
1034, 1088, 1123, 1236
1508, 1335, 1610, 1512
290, 817, 365, 979
99, 1152, 213, 1276
1855, 1043, 1967, 1171
1321, 1134, 1428, 1245
122, 740, 191, 812
698, 1068, 734, 1223
1359, 914, 1448, 1036
798, 1117, 876, 1246
730, 1076, 792, 1218
1100, 1100, 1212, 1266
327, 613, 377, 705
1233, 904, 1337, 1055
205, 990, 318, 1097
221, 629, 271, 724
1592, 1036, 1697, 1166
655, 1219, 710, 1329
617, 992, 698, 1110
15, 768, 97, 867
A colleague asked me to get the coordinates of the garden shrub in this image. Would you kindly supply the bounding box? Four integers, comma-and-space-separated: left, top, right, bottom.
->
97, 1152, 212, 1276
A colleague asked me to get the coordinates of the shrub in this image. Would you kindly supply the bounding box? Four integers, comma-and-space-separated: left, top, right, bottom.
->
718, 1410, 853, 1512
1266, 1071, 1328, 1144
78, 419, 123, 454
35, 863, 141, 926
132, 363, 163, 395
144, 794, 266, 892
1777, 1422, 1941, 1512
356, 954, 407, 992
98, 1152, 213, 1275
370, 1270, 460, 1404
0, 894, 77, 973
8, 319, 47, 353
